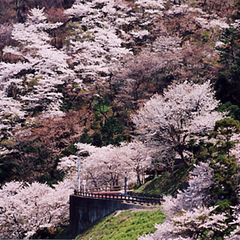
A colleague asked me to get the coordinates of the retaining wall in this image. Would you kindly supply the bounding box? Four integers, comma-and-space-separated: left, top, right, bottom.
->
69, 195, 147, 236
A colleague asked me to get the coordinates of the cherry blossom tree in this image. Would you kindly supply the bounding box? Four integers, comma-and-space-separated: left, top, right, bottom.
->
160, 162, 214, 217
140, 206, 227, 240
0, 7, 85, 171
138, 127, 240, 240
124, 140, 151, 185
139, 162, 227, 240
230, 134, 240, 165
226, 204, 240, 239
0, 179, 74, 239
78, 141, 151, 188
64, 0, 168, 84
0, 8, 72, 146
59, 144, 125, 189
176, 162, 214, 211
57, 141, 152, 189
82, 144, 125, 188
64, 0, 132, 83
132, 81, 225, 167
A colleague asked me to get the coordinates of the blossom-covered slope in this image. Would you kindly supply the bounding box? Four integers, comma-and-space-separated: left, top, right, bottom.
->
0, 0, 233, 137
1, 0, 240, 238
0, 0, 234, 162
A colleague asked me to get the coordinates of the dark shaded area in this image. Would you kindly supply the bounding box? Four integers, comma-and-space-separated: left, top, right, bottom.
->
215, 28, 240, 120
0, 0, 75, 23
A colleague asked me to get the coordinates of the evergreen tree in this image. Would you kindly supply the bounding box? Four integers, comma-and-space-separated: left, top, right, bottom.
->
208, 118, 240, 213
215, 27, 240, 119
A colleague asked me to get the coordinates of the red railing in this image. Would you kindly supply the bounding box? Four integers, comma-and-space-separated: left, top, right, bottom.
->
73, 190, 162, 205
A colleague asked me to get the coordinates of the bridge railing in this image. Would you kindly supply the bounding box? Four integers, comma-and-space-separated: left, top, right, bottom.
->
73, 190, 162, 205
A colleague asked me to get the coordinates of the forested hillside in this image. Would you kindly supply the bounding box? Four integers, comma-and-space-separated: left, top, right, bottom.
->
1, 0, 240, 238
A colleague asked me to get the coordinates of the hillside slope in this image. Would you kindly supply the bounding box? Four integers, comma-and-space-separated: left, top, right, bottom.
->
134, 164, 192, 197
75, 209, 165, 240
0, 0, 237, 184
1, 0, 240, 238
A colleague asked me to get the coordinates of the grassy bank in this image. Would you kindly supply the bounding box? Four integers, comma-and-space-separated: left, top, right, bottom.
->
76, 209, 165, 240
134, 164, 192, 197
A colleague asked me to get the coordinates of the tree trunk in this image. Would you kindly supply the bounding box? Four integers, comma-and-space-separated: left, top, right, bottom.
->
179, 150, 189, 168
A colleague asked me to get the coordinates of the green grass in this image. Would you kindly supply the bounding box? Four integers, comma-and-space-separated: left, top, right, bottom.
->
76, 209, 165, 240
134, 164, 192, 197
